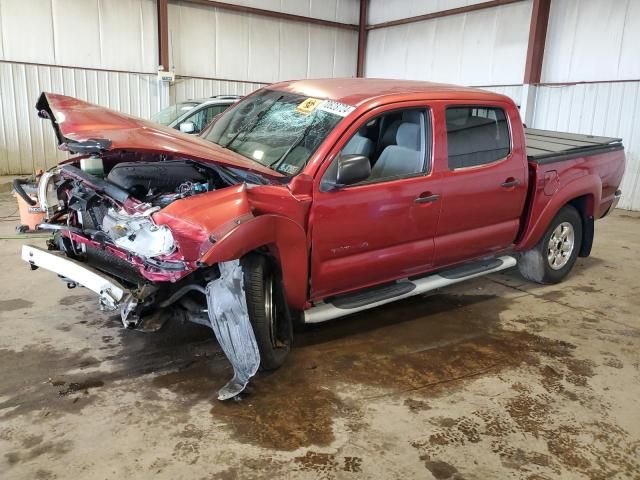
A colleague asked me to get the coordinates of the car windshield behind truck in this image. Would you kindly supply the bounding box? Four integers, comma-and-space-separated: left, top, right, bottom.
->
205, 90, 348, 176
152, 101, 199, 126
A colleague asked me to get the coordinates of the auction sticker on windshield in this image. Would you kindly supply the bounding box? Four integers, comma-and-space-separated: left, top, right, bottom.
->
317, 100, 355, 117
296, 98, 323, 115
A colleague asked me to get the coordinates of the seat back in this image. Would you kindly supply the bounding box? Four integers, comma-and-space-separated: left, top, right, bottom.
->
447, 110, 509, 169
342, 128, 374, 158
370, 123, 423, 179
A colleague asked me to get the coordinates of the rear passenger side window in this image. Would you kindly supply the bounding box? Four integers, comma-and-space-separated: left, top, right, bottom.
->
446, 106, 510, 169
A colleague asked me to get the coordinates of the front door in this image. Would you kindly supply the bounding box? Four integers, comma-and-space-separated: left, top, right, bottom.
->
309, 105, 442, 300
434, 103, 528, 266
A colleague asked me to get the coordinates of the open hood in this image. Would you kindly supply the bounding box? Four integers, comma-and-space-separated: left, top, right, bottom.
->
35, 92, 283, 179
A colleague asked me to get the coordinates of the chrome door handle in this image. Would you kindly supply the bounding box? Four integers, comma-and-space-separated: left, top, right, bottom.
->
414, 194, 440, 204
501, 179, 520, 188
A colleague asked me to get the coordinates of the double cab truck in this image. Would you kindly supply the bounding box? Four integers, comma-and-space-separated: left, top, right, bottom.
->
19, 79, 625, 398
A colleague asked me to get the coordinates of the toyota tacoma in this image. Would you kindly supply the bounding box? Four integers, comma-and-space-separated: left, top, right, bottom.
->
19, 79, 625, 399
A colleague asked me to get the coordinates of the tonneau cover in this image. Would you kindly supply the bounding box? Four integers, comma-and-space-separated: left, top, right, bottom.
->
525, 128, 622, 163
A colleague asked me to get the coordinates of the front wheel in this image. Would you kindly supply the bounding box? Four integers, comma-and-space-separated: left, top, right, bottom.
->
518, 205, 583, 284
242, 254, 292, 370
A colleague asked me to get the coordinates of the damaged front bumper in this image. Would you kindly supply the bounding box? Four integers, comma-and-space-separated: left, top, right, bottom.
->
21, 245, 260, 400
22, 244, 151, 328
22, 244, 126, 310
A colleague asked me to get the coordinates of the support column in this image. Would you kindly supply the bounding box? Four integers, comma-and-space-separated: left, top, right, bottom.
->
521, 0, 550, 126
356, 0, 369, 77
520, 84, 537, 127
156, 0, 171, 112
157, 0, 169, 71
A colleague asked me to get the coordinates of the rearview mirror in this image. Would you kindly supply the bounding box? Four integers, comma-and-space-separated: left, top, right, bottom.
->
179, 121, 195, 134
336, 154, 371, 187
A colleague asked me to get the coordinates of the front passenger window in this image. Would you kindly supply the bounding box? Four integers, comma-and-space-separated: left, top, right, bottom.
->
322, 108, 429, 188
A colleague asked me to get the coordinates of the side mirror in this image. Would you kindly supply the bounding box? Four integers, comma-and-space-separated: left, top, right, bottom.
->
179, 121, 196, 134
336, 154, 371, 187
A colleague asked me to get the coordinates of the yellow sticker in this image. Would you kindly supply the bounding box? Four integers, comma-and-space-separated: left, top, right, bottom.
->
296, 97, 322, 115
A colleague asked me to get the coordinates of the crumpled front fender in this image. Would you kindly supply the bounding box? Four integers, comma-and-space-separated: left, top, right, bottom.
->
201, 215, 308, 310
154, 184, 309, 310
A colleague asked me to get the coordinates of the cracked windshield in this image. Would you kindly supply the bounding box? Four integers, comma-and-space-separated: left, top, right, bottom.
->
204, 90, 349, 176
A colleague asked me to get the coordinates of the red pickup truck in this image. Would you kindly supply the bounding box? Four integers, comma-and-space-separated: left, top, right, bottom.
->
20, 79, 625, 399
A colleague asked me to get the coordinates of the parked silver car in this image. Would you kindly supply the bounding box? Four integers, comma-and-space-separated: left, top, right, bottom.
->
151, 95, 240, 134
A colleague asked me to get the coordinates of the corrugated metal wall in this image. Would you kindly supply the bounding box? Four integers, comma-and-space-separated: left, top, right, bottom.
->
368, 0, 488, 24
0, 0, 160, 174
0, 0, 359, 175
204, 0, 359, 23
1, 0, 639, 210
167, 0, 358, 83
364, 1, 532, 86
476, 85, 524, 108
172, 77, 265, 103
0, 61, 161, 174
541, 0, 640, 83
531, 0, 640, 210
363, 0, 640, 210
531, 81, 640, 210
0, 0, 158, 72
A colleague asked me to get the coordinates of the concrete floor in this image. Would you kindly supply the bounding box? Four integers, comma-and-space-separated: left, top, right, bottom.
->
0, 186, 639, 480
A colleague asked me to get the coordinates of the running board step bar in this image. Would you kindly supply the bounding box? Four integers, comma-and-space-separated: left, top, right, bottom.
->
304, 255, 517, 324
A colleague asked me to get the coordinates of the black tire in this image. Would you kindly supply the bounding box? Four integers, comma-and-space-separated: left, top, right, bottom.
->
518, 205, 583, 284
242, 254, 292, 370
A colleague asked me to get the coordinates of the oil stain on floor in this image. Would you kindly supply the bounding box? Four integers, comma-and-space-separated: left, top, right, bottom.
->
0, 298, 33, 312
1, 289, 638, 478
148, 293, 581, 452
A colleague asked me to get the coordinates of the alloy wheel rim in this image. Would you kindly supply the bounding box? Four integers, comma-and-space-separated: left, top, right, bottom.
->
547, 221, 575, 270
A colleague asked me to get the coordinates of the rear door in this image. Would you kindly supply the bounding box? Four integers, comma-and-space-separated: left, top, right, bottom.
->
434, 102, 527, 266
309, 103, 443, 300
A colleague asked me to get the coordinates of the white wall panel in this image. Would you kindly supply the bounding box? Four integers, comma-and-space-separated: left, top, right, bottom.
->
51, 0, 101, 69
0, 61, 160, 175
368, 0, 489, 24
279, 21, 310, 80
211, 0, 359, 24
172, 77, 265, 103
214, 10, 251, 80
542, 0, 640, 83
0, 0, 55, 64
0, 0, 158, 72
479, 85, 524, 108
365, 1, 532, 86
247, 15, 279, 83
168, 1, 358, 82
531, 82, 640, 210
99, 0, 159, 72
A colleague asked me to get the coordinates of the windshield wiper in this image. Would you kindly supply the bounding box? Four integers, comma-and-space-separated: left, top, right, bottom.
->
222, 95, 284, 150
269, 113, 317, 173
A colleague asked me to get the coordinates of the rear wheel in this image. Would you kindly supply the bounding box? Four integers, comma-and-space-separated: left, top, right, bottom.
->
518, 205, 583, 284
242, 254, 292, 370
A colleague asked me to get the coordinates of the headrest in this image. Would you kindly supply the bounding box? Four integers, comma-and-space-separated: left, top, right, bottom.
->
402, 110, 423, 124
396, 123, 421, 150
446, 108, 469, 125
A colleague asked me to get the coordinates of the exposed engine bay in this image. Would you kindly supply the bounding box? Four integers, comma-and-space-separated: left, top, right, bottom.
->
41, 156, 229, 261
36, 155, 239, 323
28, 154, 266, 399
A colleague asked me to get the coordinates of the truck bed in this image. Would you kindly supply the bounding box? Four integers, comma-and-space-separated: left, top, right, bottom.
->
525, 128, 623, 164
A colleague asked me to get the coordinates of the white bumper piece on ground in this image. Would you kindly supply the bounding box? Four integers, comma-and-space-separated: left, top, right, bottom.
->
21, 244, 126, 310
